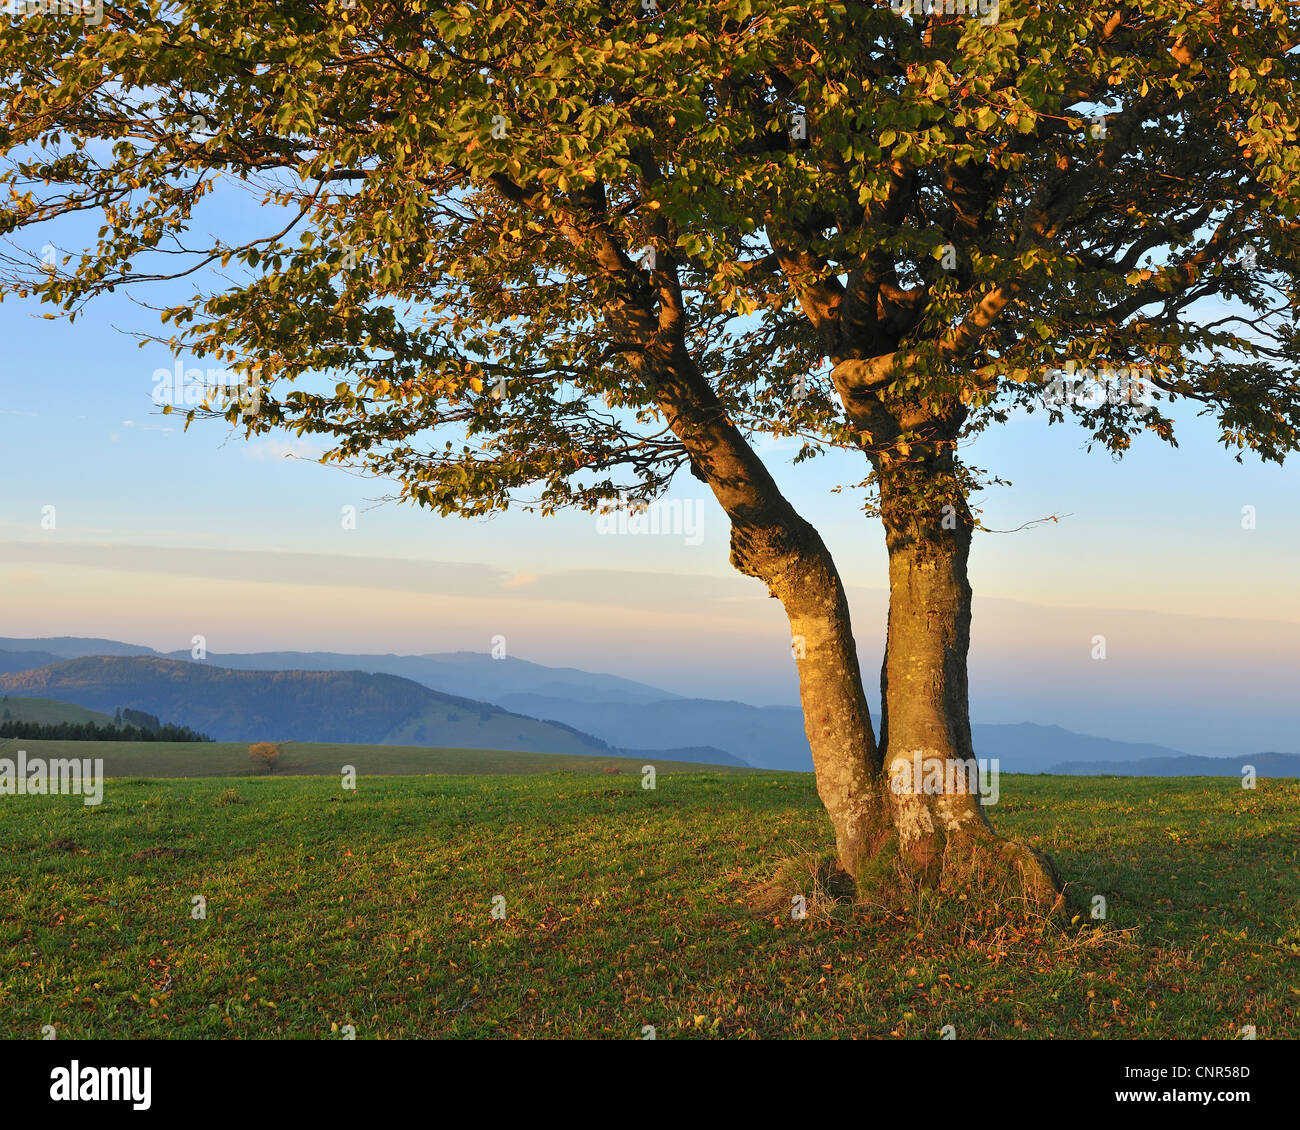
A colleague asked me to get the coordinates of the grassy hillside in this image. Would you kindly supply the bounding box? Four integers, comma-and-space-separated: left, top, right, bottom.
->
0, 771, 1295, 1039
0, 737, 746, 777
0, 696, 116, 726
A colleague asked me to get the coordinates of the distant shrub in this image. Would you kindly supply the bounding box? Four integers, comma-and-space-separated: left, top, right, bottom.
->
248, 742, 281, 774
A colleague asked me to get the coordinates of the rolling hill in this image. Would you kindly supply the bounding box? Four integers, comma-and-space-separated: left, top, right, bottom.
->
0, 636, 158, 658
0, 695, 117, 726
161, 648, 682, 705
0, 638, 677, 703
0, 649, 65, 674
1050, 752, 1300, 777
0, 656, 744, 765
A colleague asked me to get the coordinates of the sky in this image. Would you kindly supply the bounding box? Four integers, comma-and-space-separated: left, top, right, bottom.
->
2, 192, 1299, 758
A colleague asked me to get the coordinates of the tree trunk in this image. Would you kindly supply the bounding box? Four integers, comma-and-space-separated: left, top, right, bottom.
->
729, 520, 885, 880
637, 347, 885, 879
876, 453, 1062, 910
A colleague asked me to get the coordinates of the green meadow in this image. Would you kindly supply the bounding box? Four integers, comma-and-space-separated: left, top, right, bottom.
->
0, 757, 1296, 1039
0, 737, 746, 778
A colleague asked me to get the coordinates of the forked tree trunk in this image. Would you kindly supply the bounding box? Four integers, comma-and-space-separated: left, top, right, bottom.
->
601, 296, 1055, 905
874, 454, 1062, 909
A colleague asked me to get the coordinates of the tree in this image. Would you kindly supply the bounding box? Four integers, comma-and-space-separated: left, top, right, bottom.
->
248, 742, 282, 774
3, 1, 1297, 911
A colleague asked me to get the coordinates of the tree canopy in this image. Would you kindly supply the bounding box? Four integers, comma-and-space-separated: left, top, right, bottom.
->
3, 0, 1297, 518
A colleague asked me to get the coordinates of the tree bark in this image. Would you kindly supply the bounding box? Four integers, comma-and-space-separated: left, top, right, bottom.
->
878, 456, 986, 867
728, 519, 884, 879
876, 451, 1062, 908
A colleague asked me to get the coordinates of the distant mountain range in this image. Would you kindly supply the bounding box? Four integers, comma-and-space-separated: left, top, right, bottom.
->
0, 654, 741, 766
1050, 752, 1300, 777
0, 638, 676, 703
1, 637, 1296, 776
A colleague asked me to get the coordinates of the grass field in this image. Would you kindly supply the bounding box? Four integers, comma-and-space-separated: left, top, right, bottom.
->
0, 737, 748, 778
1, 768, 1296, 1039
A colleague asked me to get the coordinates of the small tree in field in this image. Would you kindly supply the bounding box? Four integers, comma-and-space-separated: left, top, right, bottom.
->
2, 1, 1297, 912
248, 742, 281, 775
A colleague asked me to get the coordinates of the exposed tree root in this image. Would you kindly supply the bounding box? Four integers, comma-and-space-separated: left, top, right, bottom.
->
846, 825, 1064, 918
754, 835, 1064, 924
753, 772, 1065, 922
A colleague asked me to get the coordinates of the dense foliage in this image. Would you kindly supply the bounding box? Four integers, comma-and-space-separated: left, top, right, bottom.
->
1, 2, 1296, 515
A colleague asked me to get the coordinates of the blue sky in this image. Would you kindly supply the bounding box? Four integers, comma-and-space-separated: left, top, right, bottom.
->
2, 192, 1299, 757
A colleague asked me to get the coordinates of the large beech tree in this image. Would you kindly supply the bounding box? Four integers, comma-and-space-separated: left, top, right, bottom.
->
3, 0, 1298, 910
